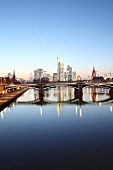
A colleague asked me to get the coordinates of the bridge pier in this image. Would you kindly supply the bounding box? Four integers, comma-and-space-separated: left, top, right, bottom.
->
39, 84, 44, 105
74, 83, 83, 104
109, 88, 113, 98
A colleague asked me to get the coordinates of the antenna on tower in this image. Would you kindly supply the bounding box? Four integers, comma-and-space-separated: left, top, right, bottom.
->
56, 57, 59, 64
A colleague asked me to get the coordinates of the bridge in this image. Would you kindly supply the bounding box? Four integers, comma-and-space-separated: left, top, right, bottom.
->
4, 82, 113, 89
2, 82, 113, 105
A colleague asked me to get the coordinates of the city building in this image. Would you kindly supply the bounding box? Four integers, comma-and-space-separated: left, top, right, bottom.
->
29, 73, 33, 82
67, 65, 72, 81
92, 76, 106, 83
43, 71, 47, 78
7, 72, 12, 79
64, 72, 67, 81
76, 75, 81, 81
57, 57, 64, 81
0, 77, 11, 84
34, 69, 43, 80
53, 73, 58, 81
72, 71, 76, 81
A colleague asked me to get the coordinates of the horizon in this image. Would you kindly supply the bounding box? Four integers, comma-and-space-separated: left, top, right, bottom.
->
0, 0, 113, 79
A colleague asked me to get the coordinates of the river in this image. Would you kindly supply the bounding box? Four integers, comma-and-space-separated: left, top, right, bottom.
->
0, 86, 113, 169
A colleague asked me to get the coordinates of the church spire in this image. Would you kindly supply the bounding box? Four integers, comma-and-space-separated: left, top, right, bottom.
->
91, 66, 96, 78
12, 69, 16, 84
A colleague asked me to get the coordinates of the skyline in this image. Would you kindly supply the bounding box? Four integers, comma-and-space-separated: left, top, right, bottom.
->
0, 0, 113, 79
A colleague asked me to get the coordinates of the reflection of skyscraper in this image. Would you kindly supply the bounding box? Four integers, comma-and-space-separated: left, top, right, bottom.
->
57, 103, 61, 117
57, 86, 64, 101
34, 89, 39, 100
40, 106, 42, 117
110, 104, 112, 112
66, 87, 72, 100
80, 106, 82, 117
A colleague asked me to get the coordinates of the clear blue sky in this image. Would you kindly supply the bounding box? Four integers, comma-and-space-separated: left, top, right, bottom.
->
0, 0, 113, 79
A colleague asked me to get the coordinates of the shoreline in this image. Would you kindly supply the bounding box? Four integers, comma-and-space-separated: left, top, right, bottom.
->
0, 88, 29, 112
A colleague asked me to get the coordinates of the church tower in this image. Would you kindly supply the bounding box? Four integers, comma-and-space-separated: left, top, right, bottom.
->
91, 67, 96, 79
12, 70, 16, 84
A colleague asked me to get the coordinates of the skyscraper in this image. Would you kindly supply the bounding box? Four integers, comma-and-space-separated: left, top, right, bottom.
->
73, 71, 76, 81
34, 69, 43, 80
67, 65, 72, 81
57, 57, 64, 81
29, 73, 33, 82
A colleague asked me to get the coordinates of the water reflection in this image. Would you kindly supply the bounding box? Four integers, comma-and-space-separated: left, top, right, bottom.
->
0, 105, 11, 119
75, 105, 77, 115
0, 86, 113, 121
16, 86, 111, 104
80, 106, 82, 117
57, 103, 61, 117
110, 104, 112, 112
1, 86, 112, 119
44, 86, 74, 101
0, 111, 3, 119
40, 105, 42, 117
83, 87, 110, 102
75, 105, 83, 117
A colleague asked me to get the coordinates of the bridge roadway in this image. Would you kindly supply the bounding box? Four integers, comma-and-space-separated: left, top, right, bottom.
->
5, 82, 113, 89
23, 82, 113, 89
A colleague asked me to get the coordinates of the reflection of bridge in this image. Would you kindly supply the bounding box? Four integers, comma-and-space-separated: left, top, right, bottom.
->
4, 82, 113, 105
16, 96, 113, 105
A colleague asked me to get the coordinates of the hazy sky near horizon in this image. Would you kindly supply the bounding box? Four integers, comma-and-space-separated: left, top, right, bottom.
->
0, 0, 113, 79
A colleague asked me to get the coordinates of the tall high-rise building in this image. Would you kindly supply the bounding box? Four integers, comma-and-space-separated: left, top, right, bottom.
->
64, 72, 67, 81
57, 57, 60, 81
72, 71, 76, 81
34, 69, 43, 80
43, 71, 47, 78
29, 73, 33, 82
53, 73, 58, 81
67, 65, 72, 81
57, 57, 64, 81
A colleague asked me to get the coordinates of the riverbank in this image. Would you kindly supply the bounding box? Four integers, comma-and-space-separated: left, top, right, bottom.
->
0, 87, 29, 111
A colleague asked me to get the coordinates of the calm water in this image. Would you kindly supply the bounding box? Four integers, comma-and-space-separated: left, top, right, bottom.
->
0, 87, 113, 169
